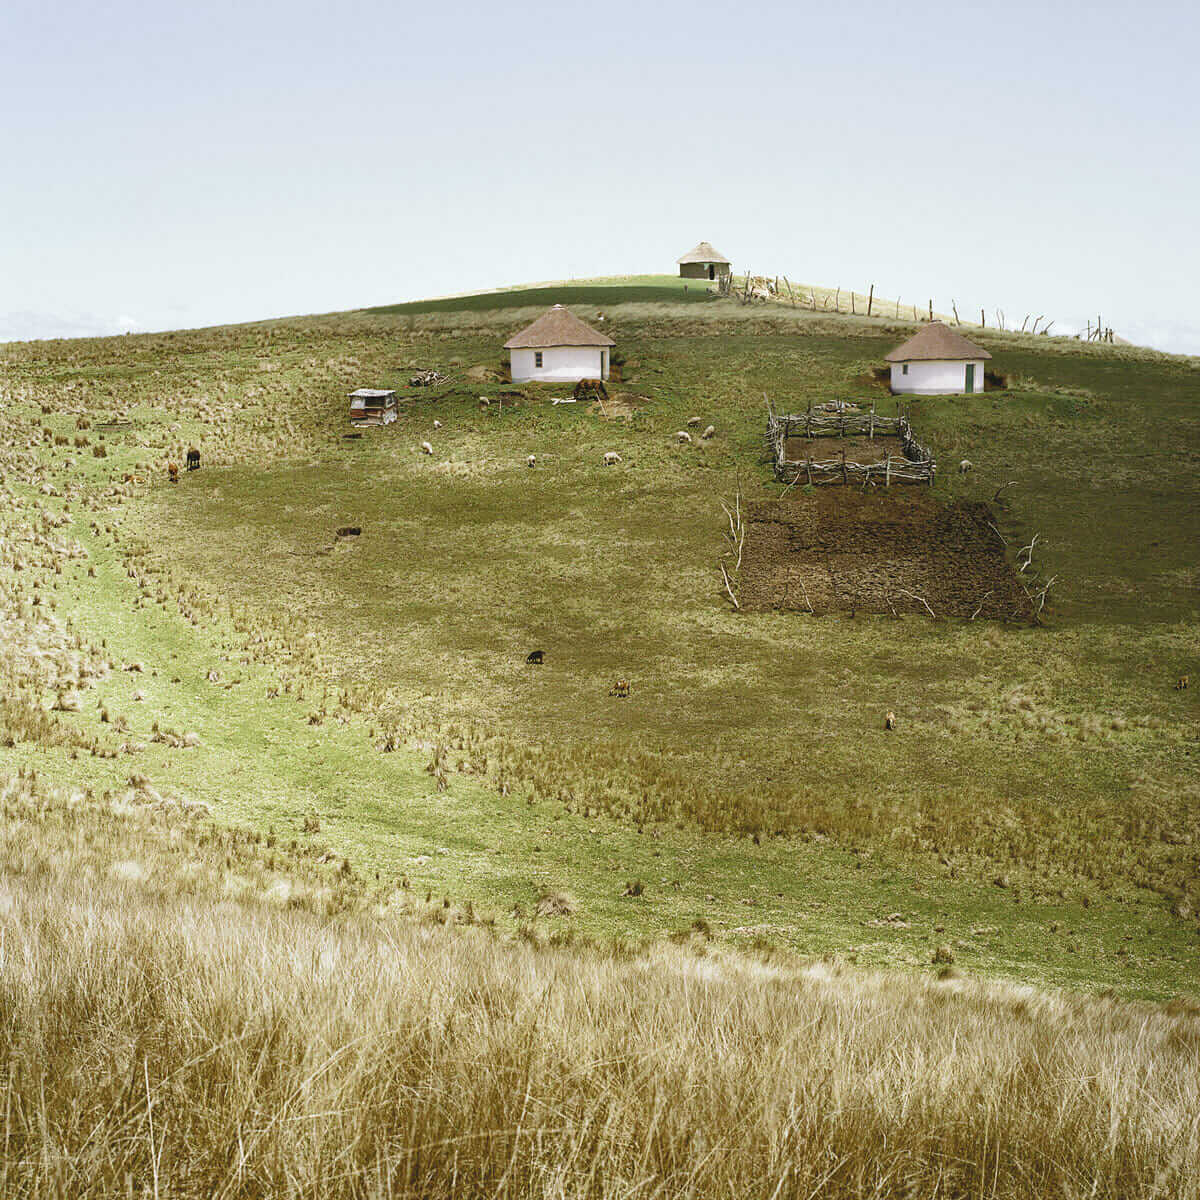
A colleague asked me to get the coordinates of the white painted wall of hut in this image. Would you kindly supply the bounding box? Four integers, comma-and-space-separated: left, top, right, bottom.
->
510, 346, 609, 383
890, 359, 986, 394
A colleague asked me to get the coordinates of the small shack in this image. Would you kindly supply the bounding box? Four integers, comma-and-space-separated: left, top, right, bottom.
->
677, 241, 731, 282
347, 389, 398, 425
886, 323, 991, 395
504, 305, 615, 383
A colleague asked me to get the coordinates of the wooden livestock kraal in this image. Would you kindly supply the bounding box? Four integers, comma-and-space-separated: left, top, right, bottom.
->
765, 400, 935, 487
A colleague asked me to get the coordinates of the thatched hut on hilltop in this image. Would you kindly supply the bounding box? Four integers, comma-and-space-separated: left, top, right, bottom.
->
677, 241, 731, 282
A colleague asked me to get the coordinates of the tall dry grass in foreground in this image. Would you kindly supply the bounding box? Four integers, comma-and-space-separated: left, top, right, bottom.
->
0, 774, 1197, 1199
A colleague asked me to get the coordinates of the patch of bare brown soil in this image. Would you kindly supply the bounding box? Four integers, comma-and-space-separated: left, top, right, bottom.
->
740, 489, 1031, 619
783, 435, 906, 466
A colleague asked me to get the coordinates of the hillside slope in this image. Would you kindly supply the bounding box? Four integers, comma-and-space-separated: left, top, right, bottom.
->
0, 276, 1197, 1001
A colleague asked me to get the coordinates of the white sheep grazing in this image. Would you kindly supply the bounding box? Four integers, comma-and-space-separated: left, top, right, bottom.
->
603, 451, 622, 465
676, 430, 693, 444
959, 459, 973, 474
433, 419, 442, 429
701, 425, 715, 440
686, 416, 701, 427
420, 441, 434, 455
527, 454, 536, 467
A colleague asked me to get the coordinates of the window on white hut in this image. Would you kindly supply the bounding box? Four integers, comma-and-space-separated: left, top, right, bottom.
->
902, 363, 909, 375
534, 351, 543, 368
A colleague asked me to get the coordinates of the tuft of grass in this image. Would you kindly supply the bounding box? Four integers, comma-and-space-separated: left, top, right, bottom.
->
0, 771, 1196, 1199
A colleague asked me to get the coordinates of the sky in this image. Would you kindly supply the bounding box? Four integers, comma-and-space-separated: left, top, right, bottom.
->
2, 0, 1199, 354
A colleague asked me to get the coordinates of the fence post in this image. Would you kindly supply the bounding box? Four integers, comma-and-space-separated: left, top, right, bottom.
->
885, 454, 891, 488
867, 284, 874, 317
869, 403, 875, 439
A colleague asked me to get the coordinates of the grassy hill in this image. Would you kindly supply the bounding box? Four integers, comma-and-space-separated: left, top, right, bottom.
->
0, 275, 1197, 1004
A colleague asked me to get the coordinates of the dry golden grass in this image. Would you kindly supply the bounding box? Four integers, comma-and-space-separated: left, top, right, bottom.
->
0, 771, 1197, 1199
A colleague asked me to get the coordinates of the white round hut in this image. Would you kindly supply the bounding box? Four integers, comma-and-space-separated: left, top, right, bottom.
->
504, 305, 615, 384
885, 322, 991, 395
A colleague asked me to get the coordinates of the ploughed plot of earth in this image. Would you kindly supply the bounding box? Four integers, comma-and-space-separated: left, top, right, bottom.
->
782, 434, 908, 465
739, 490, 1032, 618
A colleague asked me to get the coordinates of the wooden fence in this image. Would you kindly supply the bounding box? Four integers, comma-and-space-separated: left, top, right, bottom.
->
765, 402, 936, 486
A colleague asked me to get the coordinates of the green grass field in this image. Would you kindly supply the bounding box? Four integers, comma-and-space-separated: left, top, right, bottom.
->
1, 275, 1197, 999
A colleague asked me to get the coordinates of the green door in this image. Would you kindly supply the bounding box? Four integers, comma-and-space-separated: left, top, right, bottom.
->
964, 363, 975, 393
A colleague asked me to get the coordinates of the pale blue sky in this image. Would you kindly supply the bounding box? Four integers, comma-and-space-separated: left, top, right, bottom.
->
2, 0, 1198, 352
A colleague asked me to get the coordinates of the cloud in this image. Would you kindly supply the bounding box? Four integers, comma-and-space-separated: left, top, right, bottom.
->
0, 310, 144, 344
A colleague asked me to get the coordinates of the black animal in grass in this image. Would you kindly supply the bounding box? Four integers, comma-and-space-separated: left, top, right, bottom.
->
525, 650, 544, 665
186, 447, 201, 471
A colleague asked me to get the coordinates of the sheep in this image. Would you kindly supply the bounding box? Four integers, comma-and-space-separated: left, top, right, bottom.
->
432, 419, 442, 429
603, 451, 622, 465
686, 416, 701, 428
885, 711, 896, 731
675, 430, 693, 444
959, 459, 973, 474
527, 454, 536, 468
701, 425, 716, 440
420, 441, 434, 455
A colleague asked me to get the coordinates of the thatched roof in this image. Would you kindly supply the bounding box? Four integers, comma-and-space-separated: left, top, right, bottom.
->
504, 305, 615, 349
677, 241, 731, 265
885, 322, 991, 363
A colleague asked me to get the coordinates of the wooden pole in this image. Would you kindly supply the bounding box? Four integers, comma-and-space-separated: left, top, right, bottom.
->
885, 454, 891, 488
928, 299, 933, 321
867, 284, 874, 317
869, 402, 875, 439
980, 309, 986, 329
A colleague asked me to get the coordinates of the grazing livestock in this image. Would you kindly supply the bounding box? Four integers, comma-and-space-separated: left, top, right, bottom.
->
603, 451, 622, 465
701, 425, 715, 440
959, 459, 973, 474
335, 527, 361, 538
609, 679, 630, 697
675, 430, 692, 444
420, 441, 434, 455
527, 455, 536, 467
1177, 675, 1190, 690
526, 650, 544, 665
433, 419, 442, 429
885, 711, 896, 730
186, 448, 200, 471
167, 462, 179, 483
687, 416, 701, 427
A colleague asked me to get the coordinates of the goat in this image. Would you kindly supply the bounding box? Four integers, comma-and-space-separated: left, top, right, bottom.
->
603, 451, 622, 465
675, 430, 692, 444
186, 447, 200, 471
525, 650, 544, 665
420, 441, 434, 455
609, 679, 630, 697
959, 459, 973, 474
701, 425, 715, 440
